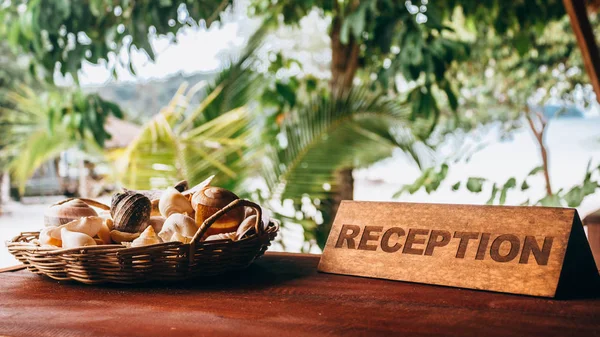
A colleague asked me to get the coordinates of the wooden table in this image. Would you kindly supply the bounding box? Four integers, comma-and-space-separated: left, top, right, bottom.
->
1, 252, 599, 337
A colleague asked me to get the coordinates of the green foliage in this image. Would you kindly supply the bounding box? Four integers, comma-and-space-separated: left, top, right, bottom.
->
397, 160, 600, 208
466, 177, 485, 193
49, 92, 123, 148
394, 164, 448, 197
1, 0, 232, 82
115, 38, 264, 192
263, 86, 424, 201
0, 86, 74, 191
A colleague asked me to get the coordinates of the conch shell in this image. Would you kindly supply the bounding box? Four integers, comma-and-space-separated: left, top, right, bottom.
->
158, 187, 194, 218
39, 227, 62, 247
169, 232, 192, 244
158, 213, 197, 242
131, 226, 161, 247
110, 230, 140, 243
44, 198, 108, 227
61, 228, 96, 248
191, 186, 244, 236
111, 191, 151, 233
62, 216, 103, 237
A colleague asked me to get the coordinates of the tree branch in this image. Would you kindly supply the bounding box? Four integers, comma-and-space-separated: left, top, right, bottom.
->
525, 107, 552, 196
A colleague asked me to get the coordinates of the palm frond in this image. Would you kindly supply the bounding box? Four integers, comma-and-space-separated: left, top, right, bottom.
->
0, 86, 76, 191
115, 26, 268, 191
263, 86, 430, 201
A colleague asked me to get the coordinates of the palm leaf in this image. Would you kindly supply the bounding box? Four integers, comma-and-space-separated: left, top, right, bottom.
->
263, 86, 430, 201
115, 27, 267, 191
0, 86, 76, 191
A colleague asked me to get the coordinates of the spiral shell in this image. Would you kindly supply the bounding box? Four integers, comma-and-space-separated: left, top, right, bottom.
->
158, 213, 197, 242
62, 216, 104, 237
191, 186, 244, 236
61, 228, 96, 248
39, 227, 62, 247
158, 187, 194, 218
44, 199, 99, 227
111, 191, 151, 233
131, 226, 161, 247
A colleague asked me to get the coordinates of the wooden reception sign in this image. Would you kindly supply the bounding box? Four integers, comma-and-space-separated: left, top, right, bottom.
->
318, 201, 600, 297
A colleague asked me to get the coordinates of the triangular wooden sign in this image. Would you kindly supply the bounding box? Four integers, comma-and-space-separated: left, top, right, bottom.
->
318, 201, 600, 298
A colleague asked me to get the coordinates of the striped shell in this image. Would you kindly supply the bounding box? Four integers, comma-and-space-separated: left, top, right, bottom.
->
110, 191, 151, 233
44, 199, 98, 227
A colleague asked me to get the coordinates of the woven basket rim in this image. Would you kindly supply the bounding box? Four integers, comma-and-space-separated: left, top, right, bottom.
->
6, 220, 279, 256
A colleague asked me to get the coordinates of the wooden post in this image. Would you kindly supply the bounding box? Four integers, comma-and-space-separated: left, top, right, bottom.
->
563, 0, 600, 103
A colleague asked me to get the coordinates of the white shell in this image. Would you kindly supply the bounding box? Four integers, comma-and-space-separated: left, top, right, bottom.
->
62, 216, 103, 237
39, 227, 61, 247
61, 228, 97, 248
158, 187, 194, 218
205, 232, 236, 241
236, 215, 259, 240
131, 226, 161, 247
169, 232, 192, 244
158, 213, 197, 242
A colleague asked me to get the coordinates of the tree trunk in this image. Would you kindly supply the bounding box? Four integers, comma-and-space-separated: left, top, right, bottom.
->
330, 15, 361, 92
328, 8, 361, 223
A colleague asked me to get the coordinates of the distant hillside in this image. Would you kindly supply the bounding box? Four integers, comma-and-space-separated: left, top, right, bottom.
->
88, 71, 216, 123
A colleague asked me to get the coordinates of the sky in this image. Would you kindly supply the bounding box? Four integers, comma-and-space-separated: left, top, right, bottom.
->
76, 23, 244, 86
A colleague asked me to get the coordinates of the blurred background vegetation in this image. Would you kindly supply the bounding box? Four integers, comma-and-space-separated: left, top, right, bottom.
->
1, 0, 599, 252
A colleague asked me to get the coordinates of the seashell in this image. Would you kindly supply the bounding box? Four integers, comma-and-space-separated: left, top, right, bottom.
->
61, 228, 96, 248
181, 175, 214, 199
97, 222, 112, 244
150, 199, 161, 217
131, 226, 161, 247
62, 216, 103, 237
235, 215, 260, 240
147, 216, 166, 233
204, 232, 237, 242
244, 207, 257, 218
158, 213, 197, 242
169, 232, 192, 244
104, 218, 114, 231
44, 199, 99, 227
130, 180, 188, 216
111, 191, 151, 233
158, 187, 194, 218
191, 186, 244, 236
110, 230, 140, 243
39, 227, 62, 247
173, 180, 189, 192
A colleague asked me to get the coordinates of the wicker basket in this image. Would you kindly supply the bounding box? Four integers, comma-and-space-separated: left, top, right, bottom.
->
6, 199, 278, 284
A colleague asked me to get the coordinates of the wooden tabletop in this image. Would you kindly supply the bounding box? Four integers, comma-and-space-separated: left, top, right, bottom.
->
1, 252, 599, 337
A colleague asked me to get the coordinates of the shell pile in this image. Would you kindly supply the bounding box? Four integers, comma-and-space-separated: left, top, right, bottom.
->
37, 176, 262, 249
